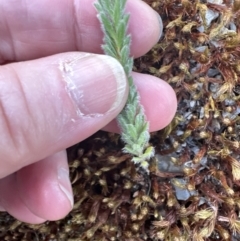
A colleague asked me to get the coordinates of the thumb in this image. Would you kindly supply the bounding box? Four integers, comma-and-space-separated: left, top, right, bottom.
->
0, 52, 128, 178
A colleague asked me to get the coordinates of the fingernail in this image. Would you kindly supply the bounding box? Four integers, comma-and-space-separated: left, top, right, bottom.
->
60, 54, 127, 117
58, 168, 73, 208
154, 11, 163, 40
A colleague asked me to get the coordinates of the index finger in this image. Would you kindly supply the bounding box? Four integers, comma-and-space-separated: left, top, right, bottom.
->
0, 0, 162, 64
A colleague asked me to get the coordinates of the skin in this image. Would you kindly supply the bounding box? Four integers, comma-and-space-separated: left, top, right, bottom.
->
0, 0, 177, 224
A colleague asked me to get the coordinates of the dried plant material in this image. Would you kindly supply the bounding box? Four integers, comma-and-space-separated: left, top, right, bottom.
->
225, 155, 240, 181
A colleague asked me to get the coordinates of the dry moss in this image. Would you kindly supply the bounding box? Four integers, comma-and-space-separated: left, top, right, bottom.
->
1, 0, 240, 240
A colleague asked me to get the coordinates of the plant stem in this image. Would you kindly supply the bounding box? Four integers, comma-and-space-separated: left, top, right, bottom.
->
95, 0, 154, 172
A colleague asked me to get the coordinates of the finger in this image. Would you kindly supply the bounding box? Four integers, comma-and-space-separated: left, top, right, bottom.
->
103, 72, 177, 133
0, 0, 162, 63
0, 174, 46, 224
0, 205, 5, 211
16, 150, 73, 221
0, 52, 128, 178
0, 151, 71, 223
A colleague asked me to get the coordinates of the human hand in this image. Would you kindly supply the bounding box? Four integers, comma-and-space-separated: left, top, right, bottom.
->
0, 0, 177, 224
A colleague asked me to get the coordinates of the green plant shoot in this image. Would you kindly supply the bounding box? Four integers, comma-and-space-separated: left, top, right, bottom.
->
94, 0, 154, 172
